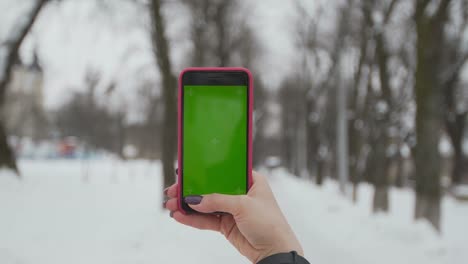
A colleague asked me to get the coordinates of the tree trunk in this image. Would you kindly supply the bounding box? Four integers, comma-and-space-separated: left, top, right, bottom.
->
0, 0, 49, 173
296, 91, 308, 178
413, 0, 451, 231
150, 0, 177, 191
394, 152, 405, 188
371, 30, 392, 213
115, 113, 126, 159
369, 125, 390, 212
415, 194, 441, 229
373, 185, 389, 212
446, 112, 467, 184
213, 1, 231, 67
337, 80, 349, 194
349, 119, 362, 201
316, 157, 325, 185
451, 133, 464, 185
306, 99, 319, 181
413, 50, 443, 229
0, 123, 18, 173
352, 183, 358, 203
442, 46, 467, 185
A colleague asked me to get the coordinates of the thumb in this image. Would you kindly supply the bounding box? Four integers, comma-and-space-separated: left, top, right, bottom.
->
185, 194, 246, 215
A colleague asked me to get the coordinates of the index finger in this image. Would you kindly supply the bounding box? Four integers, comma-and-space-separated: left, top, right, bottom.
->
164, 183, 178, 198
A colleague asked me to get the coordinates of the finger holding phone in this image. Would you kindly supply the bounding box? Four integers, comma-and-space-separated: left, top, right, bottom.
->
165, 171, 304, 263
166, 68, 307, 264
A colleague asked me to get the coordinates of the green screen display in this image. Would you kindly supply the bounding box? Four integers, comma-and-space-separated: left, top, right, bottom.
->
183, 85, 248, 196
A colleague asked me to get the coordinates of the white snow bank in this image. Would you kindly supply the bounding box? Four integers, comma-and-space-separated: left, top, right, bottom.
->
0, 161, 467, 264
269, 168, 468, 264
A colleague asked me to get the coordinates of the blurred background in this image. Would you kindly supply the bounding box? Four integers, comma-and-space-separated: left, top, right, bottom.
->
0, 0, 467, 263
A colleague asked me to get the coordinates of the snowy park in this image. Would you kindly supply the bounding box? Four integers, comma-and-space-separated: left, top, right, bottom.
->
1, 0, 468, 263
1, 160, 467, 264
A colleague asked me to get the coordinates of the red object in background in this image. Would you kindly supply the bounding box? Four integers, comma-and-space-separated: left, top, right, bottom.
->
58, 138, 76, 158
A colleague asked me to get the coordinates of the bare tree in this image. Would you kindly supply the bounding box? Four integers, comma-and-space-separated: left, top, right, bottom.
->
0, 0, 49, 173
366, 0, 402, 212
55, 71, 126, 154
335, 0, 412, 210
183, 0, 236, 67
150, 0, 177, 190
291, 0, 352, 184
348, 0, 373, 201
278, 76, 307, 175
335, 4, 352, 193
441, 0, 468, 185
295, 0, 414, 209
184, 0, 269, 166
413, 0, 452, 230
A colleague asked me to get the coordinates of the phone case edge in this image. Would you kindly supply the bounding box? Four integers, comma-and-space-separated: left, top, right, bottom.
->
177, 67, 254, 214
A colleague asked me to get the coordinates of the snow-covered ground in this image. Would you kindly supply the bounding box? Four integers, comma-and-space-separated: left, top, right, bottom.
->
0, 160, 467, 264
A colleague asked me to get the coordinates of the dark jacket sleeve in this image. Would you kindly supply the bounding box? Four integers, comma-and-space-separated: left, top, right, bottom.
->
256, 251, 310, 264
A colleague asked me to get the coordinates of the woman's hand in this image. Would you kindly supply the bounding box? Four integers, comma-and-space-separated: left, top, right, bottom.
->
164, 171, 303, 263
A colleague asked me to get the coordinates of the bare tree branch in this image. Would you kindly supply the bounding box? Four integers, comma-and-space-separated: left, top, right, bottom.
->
384, 0, 400, 24
414, 0, 432, 20
441, 52, 468, 86
149, 0, 177, 190
434, 0, 453, 23
0, 0, 49, 104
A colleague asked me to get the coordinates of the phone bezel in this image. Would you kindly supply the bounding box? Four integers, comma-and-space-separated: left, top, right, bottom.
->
179, 69, 251, 214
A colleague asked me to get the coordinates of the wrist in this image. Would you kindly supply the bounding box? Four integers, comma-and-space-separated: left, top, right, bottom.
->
256, 242, 303, 263
256, 251, 309, 264
275, 235, 303, 257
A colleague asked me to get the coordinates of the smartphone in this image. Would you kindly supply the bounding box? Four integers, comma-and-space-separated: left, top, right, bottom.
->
178, 67, 253, 214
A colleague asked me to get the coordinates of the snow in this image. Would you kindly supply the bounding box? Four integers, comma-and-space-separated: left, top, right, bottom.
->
0, 160, 467, 264
452, 185, 468, 199
271, 168, 468, 264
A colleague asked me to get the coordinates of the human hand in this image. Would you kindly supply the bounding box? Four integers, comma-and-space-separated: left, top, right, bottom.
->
164, 171, 303, 263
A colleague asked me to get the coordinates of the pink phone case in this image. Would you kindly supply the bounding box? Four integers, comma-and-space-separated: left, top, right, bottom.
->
177, 67, 254, 214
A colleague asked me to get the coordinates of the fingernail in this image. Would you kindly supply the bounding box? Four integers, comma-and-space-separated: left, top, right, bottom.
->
163, 187, 169, 196
170, 211, 175, 218
163, 199, 168, 208
175, 168, 178, 175
184, 195, 203, 205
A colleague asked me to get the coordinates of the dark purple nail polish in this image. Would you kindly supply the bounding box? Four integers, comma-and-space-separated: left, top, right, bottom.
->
175, 168, 178, 175
170, 211, 175, 218
184, 195, 203, 205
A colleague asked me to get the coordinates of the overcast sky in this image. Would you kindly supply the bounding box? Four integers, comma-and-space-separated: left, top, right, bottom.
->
0, 0, 327, 111
2, 0, 465, 113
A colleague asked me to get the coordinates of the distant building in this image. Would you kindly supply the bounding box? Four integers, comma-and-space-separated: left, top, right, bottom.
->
3, 52, 48, 141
